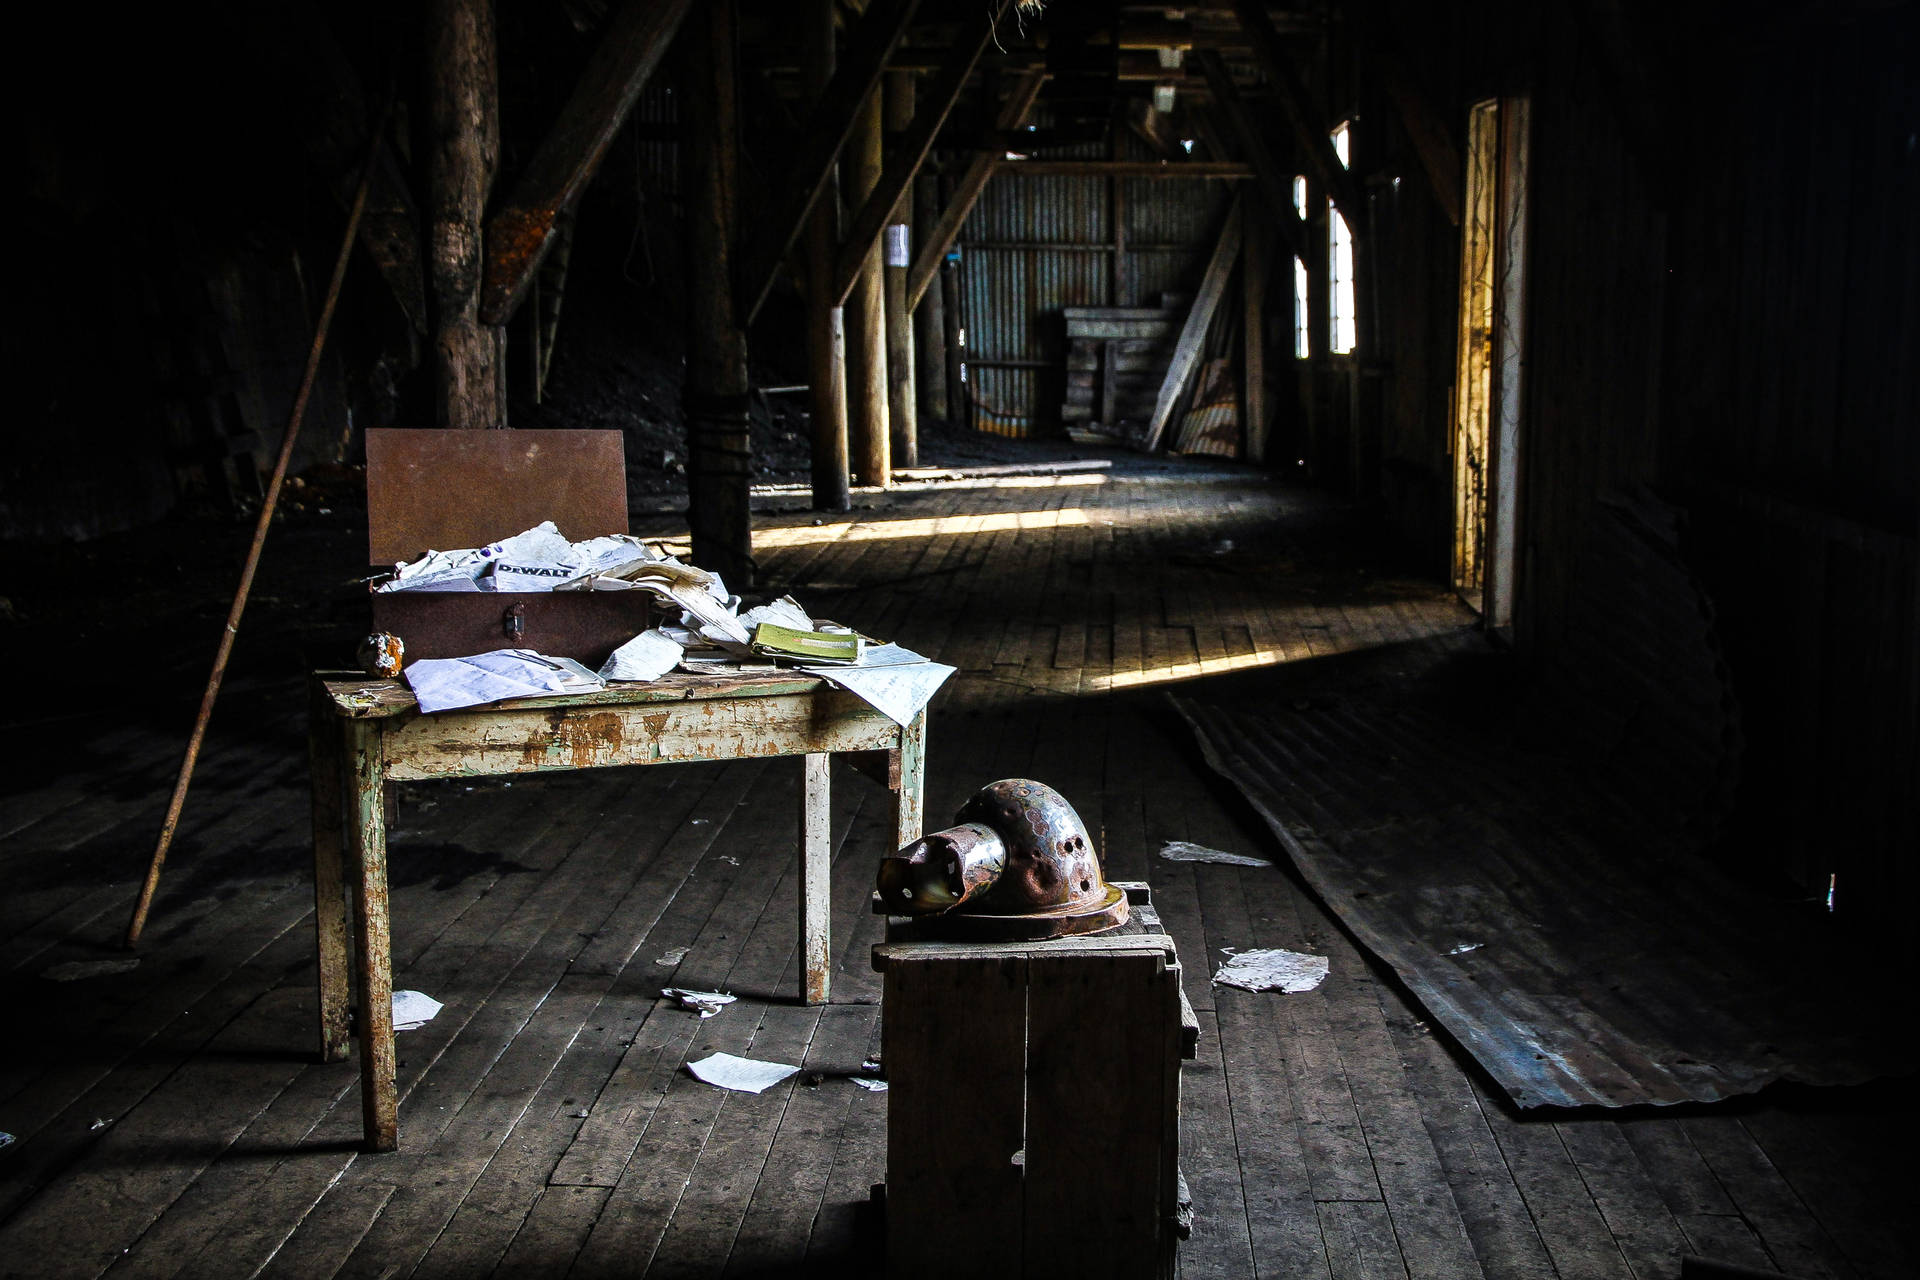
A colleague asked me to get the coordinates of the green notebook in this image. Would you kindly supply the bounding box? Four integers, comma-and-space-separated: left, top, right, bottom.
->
750, 622, 864, 665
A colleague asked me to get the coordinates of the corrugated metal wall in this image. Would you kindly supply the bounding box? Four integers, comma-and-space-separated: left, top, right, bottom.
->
956, 123, 1233, 435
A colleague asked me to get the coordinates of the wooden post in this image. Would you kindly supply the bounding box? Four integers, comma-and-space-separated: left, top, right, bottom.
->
804, 0, 851, 511
847, 87, 891, 486
683, 0, 753, 585
884, 70, 918, 468
942, 242, 965, 430
913, 172, 949, 423
427, 0, 506, 428
1243, 219, 1271, 461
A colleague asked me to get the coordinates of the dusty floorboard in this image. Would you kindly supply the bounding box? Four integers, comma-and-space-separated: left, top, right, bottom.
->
0, 457, 1912, 1279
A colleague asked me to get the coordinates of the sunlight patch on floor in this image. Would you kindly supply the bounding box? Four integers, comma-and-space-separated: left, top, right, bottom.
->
754, 507, 1092, 548
1092, 648, 1291, 691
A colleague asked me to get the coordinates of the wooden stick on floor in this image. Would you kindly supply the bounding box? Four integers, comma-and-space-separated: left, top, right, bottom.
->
125, 95, 392, 948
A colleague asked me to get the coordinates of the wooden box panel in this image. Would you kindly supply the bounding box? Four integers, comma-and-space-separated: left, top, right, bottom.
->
363, 428, 650, 666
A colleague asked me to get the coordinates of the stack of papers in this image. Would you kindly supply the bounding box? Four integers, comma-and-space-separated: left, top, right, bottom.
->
386, 523, 958, 727
377, 521, 673, 595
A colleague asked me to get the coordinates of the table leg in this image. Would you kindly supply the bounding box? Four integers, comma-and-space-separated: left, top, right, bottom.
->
346, 718, 398, 1152
309, 686, 351, 1063
800, 752, 832, 1005
893, 710, 927, 849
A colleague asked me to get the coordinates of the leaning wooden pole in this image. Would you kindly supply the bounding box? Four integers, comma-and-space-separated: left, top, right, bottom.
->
126, 100, 390, 948
683, 0, 754, 585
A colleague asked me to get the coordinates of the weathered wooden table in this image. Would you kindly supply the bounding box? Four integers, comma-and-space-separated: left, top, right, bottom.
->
309, 669, 926, 1151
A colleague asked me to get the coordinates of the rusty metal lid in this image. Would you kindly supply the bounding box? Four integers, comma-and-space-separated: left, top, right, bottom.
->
365, 428, 629, 566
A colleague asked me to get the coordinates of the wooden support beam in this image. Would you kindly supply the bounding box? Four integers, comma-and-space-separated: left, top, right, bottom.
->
905, 69, 1046, 311
1144, 195, 1243, 452
993, 160, 1256, 178
737, 0, 921, 324
831, 0, 1012, 307
479, 0, 692, 325
427, 0, 506, 428
804, 0, 850, 511
684, 0, 753, 585
846, 88, 891, 487
1228, 0, 1367, 234
1194, 49, 1309, 263
1242, 217, 1272, 461
883, 70, 918, 469
912, 172, 949, 423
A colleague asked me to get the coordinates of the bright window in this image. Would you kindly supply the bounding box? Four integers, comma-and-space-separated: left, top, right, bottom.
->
1292, 176, 1310, 358
1329, 122, 1356, 355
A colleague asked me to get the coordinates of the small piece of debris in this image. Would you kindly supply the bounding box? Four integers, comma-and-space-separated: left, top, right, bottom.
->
1447, 942, 1484, 956
686, 1052, 800, 1095
1157, 841, 1272, 868
861, 1056, 882, 1074
662, 988, 737, 1019
655, 946, 691, 966
0, 1131, 13, 1151
852, 1077, 889, 1092
393, 990, 444, 1031
90, 1118, 114, 1132
1213, 948, 1330, 993
41, 958, 142, 982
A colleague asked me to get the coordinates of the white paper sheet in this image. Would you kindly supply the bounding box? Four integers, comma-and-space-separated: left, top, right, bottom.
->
377, 547, 488, 592
1157, 841, 1273, 868
739, 595, 814, 632
406, 649, 606, 714
393, 989, 443, 1031
853, 1077, 889, 1092
1212, 948, 1329, 993
801, 644, 955, 726
686, 1051, 800, 1094
600, 629, 685, 682
662, 988, 737, 1019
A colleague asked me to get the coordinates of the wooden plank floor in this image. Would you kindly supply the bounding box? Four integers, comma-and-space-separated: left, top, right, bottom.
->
1, 457, 1912, 1279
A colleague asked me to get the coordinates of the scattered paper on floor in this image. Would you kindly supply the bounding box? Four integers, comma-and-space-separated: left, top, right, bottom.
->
1158, 841, 1272, 868
662, 988, 737, 1019
1213, 948, 1329, 993
393, 990, 444, 1031
853, 1077, 889, 1092
42, 958, 141, 981
686, 1052, 800, 1094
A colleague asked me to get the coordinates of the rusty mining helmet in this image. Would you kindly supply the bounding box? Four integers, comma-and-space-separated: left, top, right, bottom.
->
877, 778, 1113, 918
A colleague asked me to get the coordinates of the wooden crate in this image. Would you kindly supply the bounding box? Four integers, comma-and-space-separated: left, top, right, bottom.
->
873, 887, 1195, 1279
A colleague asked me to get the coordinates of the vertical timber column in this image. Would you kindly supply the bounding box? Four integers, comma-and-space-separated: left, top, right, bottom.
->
804, 0, 851, 511
684, 0, 754, 585
912, 173, 949, 423
1243, 220, 1270, 462
427, 0, 506, 428
846, 87, 891, 487
883, 70, 918, 468
941, 235, 965, 430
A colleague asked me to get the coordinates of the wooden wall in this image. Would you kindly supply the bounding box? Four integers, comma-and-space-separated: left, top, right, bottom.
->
1356, 2, 1917, 971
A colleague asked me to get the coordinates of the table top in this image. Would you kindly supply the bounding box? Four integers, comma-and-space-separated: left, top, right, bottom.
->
317, 668, 830, 719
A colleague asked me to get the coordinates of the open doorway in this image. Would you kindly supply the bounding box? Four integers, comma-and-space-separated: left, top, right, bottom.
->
1451, 96, 1530, 626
